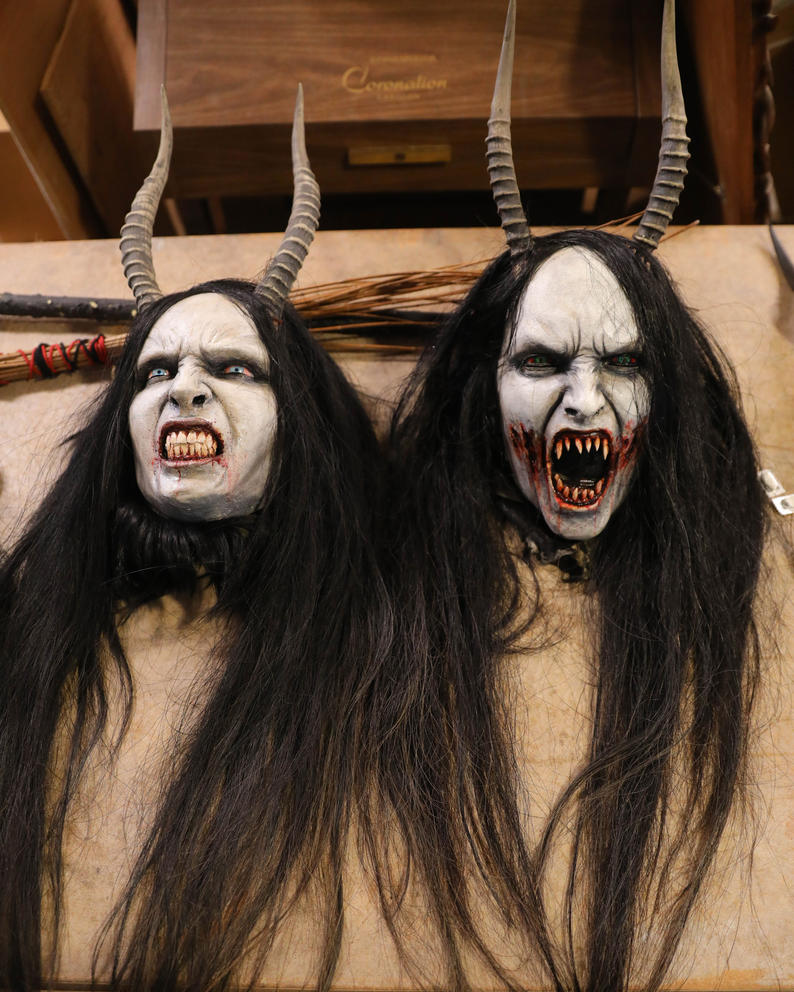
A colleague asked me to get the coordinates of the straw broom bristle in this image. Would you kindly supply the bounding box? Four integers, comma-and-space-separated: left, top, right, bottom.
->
0, 262, 484, 386
0, 220, 697, 388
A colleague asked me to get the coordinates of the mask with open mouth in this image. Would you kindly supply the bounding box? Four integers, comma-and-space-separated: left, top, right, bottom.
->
129, 293, 278, 522
498, 247, 650, 540
120, 83, 319, 524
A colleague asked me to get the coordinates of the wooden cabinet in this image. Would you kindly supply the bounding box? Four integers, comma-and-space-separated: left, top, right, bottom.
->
135, 0, 663, 199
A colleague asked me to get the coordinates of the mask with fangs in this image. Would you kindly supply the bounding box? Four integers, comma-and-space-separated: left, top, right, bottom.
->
384, 3, 765, 991
498, 246, 650, 539
483, 0, 687, 539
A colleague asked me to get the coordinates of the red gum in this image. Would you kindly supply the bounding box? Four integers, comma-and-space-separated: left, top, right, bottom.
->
151, 454, 228, 468
507, 421, 627, 512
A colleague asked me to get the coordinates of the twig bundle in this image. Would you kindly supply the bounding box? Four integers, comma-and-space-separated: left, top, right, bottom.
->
0, 221, 698, 388
0, 261, 486, 387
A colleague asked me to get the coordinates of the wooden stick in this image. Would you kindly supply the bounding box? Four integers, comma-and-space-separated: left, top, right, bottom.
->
0, 293, 136, 321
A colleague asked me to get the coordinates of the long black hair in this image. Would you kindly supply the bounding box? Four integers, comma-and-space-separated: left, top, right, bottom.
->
0, 279, 390, 991
377, 229, 765, 990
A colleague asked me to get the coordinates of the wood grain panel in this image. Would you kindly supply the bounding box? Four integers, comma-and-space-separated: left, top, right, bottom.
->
625, 0, 663, 188
134, 0, 167, 131
0, 0, 101, 238
135, 0, 660, 199
0, 115, 64, 242
40, 0, 144, 236
138, 0, 636, 128
681, 0, 754, 223
166, 118, 639, 199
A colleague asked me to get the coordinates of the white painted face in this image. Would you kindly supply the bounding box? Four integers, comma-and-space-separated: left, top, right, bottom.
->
129, 293, 278, 522
497, 247, 650, 540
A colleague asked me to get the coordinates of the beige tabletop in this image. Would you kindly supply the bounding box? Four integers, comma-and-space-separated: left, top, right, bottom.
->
0, 226, 793, 991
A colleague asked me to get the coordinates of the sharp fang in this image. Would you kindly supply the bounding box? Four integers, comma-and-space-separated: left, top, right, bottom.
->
588, 489, 595, 500
556, 440, 563, 460
585, 438, 592, 453
575, 438, 583, 454
563, 485, 571, 498
596, 479, 604, 494
187, 430, 196, 443
554, 473, 563, 491
572, 487, 579, 501
177, 430, 187, 444
603, 440, 609, 458
594, 437, 601, 451
564, 437, 571, 451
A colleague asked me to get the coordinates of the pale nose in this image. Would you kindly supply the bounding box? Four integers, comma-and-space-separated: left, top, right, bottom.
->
562, 371, 605, 420
168, 367, 210, 410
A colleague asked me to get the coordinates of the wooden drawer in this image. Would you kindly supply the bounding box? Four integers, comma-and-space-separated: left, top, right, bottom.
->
136, 0, 662, 198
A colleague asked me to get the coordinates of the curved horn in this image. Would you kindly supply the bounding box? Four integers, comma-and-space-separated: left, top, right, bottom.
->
120, 86, 171, 308
487, 0, 530, 257
633, 0, 690, 250
258, 84, 321, 314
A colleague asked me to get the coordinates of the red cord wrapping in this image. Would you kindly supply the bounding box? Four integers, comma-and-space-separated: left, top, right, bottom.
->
15, 335, 109, 381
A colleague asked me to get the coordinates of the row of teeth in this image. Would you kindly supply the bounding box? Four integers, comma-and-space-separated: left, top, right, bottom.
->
555, 437, 609, 459
164, 429, 217, 460
553, 475, 604, 502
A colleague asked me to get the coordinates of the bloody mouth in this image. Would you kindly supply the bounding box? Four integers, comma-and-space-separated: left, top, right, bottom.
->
159, 420, 223, 462
548, 429, 612, 507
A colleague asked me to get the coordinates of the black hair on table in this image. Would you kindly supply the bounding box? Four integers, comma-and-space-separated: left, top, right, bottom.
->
0, 278, 391, 991
372, 228, 765, 991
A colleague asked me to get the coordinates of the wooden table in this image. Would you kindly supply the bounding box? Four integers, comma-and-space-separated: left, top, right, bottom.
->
0, 226, 792, 990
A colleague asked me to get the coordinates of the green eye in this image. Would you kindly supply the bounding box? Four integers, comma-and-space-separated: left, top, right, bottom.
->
607, 353, 641, 369
518, 355, 555, 373
221, 364, 255, 378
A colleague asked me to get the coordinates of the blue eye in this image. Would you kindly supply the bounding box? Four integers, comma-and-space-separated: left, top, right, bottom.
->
146, 367, 170, 382
221, 364, 255, 378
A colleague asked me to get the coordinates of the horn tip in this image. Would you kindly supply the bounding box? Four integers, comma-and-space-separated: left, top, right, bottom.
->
159, 84, 171, 127
294, 83, 305, 123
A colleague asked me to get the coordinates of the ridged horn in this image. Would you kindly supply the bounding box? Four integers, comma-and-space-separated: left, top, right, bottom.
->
258, 84, 321, 314
770, 223, 794, 291
120, 86, 171, 308
487, 0, 530, 257
634, 0, 690, 250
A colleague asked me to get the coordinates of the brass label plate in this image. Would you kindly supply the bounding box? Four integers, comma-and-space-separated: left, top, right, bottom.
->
347, 144, 452, 166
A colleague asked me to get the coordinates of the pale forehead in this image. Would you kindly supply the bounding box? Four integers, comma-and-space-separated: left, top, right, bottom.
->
138, 293, 269, 365
510, 246, 638, 353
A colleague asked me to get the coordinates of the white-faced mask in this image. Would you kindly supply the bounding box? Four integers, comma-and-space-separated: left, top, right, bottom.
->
129, 293, 278, 522
497, 247, 650, 540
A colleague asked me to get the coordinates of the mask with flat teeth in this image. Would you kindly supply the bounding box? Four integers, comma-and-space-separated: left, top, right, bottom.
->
161, 425, 221, 461
121, 84, 319, 523
129, 293, 278, 522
